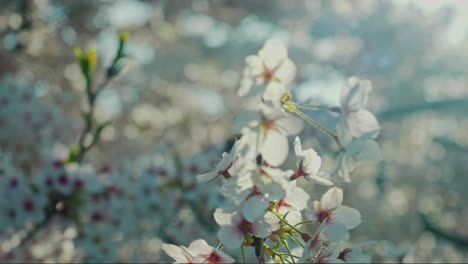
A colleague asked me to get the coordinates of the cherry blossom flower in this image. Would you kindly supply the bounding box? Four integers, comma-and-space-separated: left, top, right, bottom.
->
240, 166, 290, 221
214, 208, 279, 249
162, 239, 235, 264
305, 187, 361, 242
337, 76, 380, 146
238, 39, 296, 97
274, 181, 310, 225
197, 139, 246, 182
241, 115, 303, 167
291, 137, 333, 185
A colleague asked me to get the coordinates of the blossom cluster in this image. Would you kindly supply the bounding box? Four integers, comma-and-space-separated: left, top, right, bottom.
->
162, 40, 382, 263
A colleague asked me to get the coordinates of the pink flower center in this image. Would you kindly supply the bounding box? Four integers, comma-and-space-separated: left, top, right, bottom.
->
219, 161, 234, 179
290, 160, 305, 180
277, 198, 291, 209
238, 219, 253, 234
205, 252, 222, 264
259, 61, 283, 82
316, 209, 333, 223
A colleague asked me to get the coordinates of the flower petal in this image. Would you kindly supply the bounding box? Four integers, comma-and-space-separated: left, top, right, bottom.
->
321, 187, 343, 210
323, 222, 349, 242
218, 225, 244, 249
275, 116, 304, 136
340, 77, 371, 111
196, 171, 219, 182
334, 205, 361, 229
213, 208, 233, 225
261, 129, 288, 166
346, 110, 380, 139
162, 244, 189, 263
243, 195, 270, 222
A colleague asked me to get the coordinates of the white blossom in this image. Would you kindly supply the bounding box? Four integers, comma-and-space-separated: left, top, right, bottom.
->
291, 137, 333, 185
238, 39, 296, 97
162, 239, 235, 264
305, 187, 361, 242
214, 208, 279, 249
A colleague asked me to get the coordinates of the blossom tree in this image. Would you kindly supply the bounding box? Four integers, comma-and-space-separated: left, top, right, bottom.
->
162, 39, 382, 263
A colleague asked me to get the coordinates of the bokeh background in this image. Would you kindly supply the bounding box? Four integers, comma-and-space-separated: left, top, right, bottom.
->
1, 0, 468, 262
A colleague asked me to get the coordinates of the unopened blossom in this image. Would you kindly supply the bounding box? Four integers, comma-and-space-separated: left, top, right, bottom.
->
337, 77, 380, 146
197, 140, 247, 182
162, 239, 235, 264
214, 208, 279, 249
291, 137, 333, 185
238, 39, 296, 97
241, 114, 303, 167
305, 187, 361, 242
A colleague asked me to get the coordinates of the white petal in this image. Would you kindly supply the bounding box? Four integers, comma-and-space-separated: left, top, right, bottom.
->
257, 180, 286, 201
340, 77, 371, 111
274, 59, 296, 85
243, 195, 270, 222
305, 172, 333, 186
276, 116, 304, 136
162, 244, 188, 263
321, 187, 343, 210
214, 249, 236, 263
323, 222, 349, 242
261, 129, 288, 166
213, 208, 233, 225
334, 205, 361, 229
253, 212, 279, 238
301, 149, 321, 175
284, 185, 309, 211
188, 239, 211, 256
217, 226, 244, 249
293, 136, 303, 156
283, 209, 303, 226
245, 55, 263, 75
304, 200, 319, 221
353, 139, 382, 163
346, 110, 380, 139
258, 39, 288, 69
196, 171, 219, 182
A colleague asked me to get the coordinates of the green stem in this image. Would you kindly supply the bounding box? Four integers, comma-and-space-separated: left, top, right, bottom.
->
283, 103, 340, 145
276, 253, 301, 260
272, 211, 304, 235
241, 245, 246, 264
293, 220, 317, 228
280, 236, 295, 264
289, 233, 304, 248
